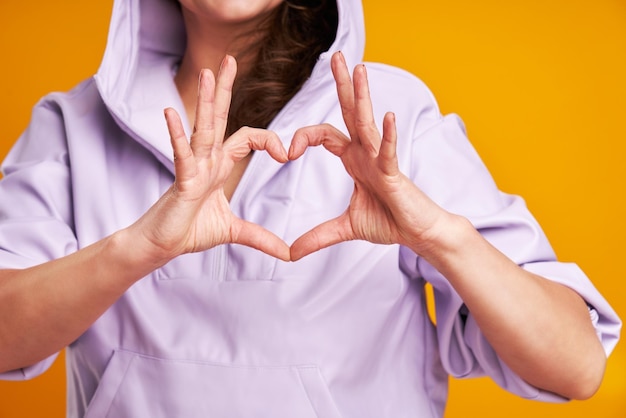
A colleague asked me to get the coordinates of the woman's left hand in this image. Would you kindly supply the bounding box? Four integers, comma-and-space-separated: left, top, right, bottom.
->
288, 51, 453, 260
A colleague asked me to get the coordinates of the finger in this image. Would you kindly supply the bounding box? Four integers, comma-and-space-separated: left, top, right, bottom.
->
290, 213, 354, 261
378, 112, 400, 176
224, 127, 288, 163
191, 69, 216, 155
164, 108, 197, 181
288, 124, 351, 160
353, 64, 382, 155
231, 219, 291, 261
331, 51, 359, 142
214, 55, 237, 143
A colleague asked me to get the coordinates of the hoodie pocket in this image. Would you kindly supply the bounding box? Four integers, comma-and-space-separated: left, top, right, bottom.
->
85, 349, 343, 418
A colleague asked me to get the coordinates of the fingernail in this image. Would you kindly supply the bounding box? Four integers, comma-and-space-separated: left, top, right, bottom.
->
358, 64, 368, 81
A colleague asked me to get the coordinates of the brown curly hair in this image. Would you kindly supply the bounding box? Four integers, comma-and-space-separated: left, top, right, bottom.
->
226, 0, 339, 136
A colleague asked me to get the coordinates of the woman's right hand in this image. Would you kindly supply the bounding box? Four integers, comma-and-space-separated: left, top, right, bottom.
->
127, 55, 290, 265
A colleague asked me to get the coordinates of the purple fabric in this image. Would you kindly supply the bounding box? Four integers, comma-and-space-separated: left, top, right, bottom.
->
0, 0, 620, 416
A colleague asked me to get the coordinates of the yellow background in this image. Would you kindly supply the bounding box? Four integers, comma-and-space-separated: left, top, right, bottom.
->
0, 0, 624, 416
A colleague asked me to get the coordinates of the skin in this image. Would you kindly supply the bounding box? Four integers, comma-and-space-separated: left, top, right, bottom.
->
0, 0, 607, 402
177, 0, 284, 26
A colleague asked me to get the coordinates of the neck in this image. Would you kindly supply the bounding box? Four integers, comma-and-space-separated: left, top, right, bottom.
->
174, 9, 271, 127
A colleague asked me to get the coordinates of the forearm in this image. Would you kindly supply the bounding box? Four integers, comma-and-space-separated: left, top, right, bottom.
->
0, 227, 163, 373
415, 214, 606, 399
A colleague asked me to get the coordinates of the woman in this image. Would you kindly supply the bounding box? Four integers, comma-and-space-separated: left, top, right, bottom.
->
0, 0, 620, 416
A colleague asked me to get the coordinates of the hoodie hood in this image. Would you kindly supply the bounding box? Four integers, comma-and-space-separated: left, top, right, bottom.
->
94, 0, 365, 168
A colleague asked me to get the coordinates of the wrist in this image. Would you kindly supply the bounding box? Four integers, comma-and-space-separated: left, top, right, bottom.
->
106, 227, 174, 283
406, 212, 477, 264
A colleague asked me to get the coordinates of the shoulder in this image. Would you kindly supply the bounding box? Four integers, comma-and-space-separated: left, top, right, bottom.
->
3, 78, 109, 169
361, 62, 445, 139
35, 77, 104, 117
363, 62, 440, 111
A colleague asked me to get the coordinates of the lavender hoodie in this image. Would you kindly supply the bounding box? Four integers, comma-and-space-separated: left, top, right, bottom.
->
0, 0, 620, 417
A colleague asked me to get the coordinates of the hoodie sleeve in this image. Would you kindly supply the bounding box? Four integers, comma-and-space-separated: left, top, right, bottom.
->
0, 98, 78, 380
399, 113, 621, 401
